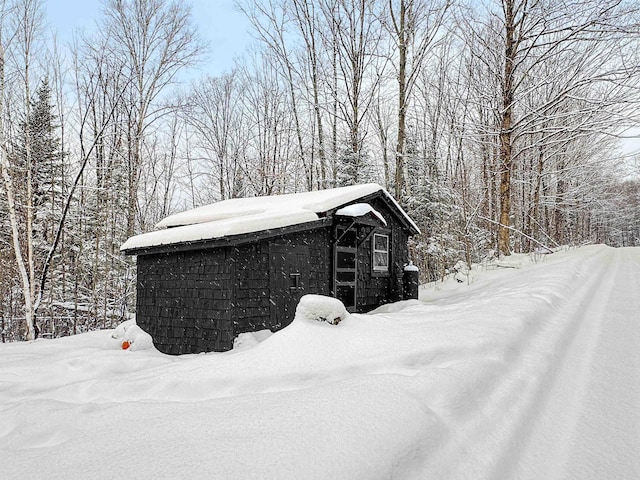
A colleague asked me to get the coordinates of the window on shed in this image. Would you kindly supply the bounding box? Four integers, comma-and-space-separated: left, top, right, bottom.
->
372, 234, 389, 272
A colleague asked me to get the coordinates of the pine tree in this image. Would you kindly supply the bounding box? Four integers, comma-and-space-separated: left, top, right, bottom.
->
12, 79, 65, 255
5, 78, 66, 337
28, 78, 65, 245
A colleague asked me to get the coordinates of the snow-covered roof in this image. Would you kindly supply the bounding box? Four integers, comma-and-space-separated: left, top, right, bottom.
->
156, 184, 382, 228
121, 183, 419, 252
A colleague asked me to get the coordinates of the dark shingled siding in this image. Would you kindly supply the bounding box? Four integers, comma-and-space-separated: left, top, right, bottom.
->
232, 241, 271, 335
232, 229, 332, 336
136, 248, 234, 354
353, 196, 409, 312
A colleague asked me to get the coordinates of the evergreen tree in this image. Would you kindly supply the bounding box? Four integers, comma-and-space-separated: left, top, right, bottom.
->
5, 78, 67, 337
336, 148, 375, 187
10, 78, 65, 240
28, 78, 65, 244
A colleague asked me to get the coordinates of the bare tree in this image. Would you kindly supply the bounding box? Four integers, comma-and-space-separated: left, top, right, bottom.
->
186, 72, 247, 201
103, 0, 203, 237
329, 0, 385, 184
461, 0, 640, 255
239, 0, 311, 188
0, 0, 46, 340
385, 0, 450, 199
290, 0, 329, 188
239, 56, 298, 195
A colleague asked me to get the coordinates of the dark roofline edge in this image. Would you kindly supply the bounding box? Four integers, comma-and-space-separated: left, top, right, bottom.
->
333, 190, 421, 236
122, 218, 332, 256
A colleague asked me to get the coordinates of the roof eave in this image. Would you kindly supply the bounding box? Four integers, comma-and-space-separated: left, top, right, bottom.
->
122, 217, 332, 256
329, 190, 420, 236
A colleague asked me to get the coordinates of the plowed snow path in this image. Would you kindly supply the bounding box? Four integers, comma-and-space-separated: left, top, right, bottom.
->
434, 247, 640, 479
410, 247, 640, 479
513, 247, 640, 480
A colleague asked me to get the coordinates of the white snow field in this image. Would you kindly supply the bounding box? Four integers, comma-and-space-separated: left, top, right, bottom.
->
1, 245, 638, 479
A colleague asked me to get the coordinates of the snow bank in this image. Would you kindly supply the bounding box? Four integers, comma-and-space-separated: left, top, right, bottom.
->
110, 318, 135, 339
368, 299, 423, 314
233, 329, 273, 351
121, 325, 154, 351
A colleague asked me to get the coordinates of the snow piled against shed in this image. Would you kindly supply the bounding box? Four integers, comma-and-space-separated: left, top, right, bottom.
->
1, 246, 639, 479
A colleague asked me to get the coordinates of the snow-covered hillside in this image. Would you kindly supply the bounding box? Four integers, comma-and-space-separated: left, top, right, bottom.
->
1, 245, 638, 479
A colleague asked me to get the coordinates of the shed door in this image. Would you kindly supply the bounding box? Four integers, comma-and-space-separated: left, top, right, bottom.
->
334, 226, 357, 311
269, 244, 310, 330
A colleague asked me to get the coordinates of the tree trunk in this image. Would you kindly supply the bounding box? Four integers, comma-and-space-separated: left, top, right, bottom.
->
498, 0, 516, 256
394, 0, 407, 200
24, 46, 37, 339
0, 45, 37, 341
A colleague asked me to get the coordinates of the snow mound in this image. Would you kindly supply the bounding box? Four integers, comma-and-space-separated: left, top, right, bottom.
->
453, 260, 470, 283
111, 319, 154, 351
122, 325, 154, 351
111, 319, 135, 339
368, 299, 423, 314
233, 329, 274, 351
295, 294, 349, 325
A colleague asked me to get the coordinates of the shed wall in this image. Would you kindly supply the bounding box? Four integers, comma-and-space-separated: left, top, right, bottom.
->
136, 248, 234, 354
353, 196, 409, 311
232, 228, 332, 336
232, 241, 270, 334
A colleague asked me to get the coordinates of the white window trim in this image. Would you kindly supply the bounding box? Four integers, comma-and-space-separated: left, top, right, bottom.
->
372, 233, 389, 272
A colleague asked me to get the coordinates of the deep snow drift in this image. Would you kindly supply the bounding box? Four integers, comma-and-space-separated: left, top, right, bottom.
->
1, 245, 639, 479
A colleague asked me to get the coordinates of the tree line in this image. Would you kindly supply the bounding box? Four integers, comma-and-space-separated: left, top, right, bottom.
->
1, 0, 639, 341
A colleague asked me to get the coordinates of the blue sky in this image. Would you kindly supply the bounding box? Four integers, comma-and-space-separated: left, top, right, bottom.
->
44, 0, 253, 76
39, 1, 640, 159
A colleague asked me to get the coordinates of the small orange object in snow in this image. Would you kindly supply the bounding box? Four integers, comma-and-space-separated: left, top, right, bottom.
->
121, 341, 131, 350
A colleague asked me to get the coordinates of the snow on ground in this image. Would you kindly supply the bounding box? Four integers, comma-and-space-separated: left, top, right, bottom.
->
1, 245, 639, 479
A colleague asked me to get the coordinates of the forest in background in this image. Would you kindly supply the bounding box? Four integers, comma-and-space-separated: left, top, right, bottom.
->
1, 0, 640, 341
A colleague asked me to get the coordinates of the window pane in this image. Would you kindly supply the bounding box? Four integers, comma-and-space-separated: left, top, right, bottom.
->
336, 271, 356, 282
336, 285, 355, 308
374, 234, 388, 251
372, 234, 389, 271
337, 251, 356, 269
374, 252, 388, 268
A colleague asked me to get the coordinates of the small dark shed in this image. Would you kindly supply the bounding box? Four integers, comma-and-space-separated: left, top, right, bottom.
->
121, 183, 420, 354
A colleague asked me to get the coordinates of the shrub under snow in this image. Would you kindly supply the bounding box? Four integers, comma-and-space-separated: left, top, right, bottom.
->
295, 294, 349, 325
111, 319, 154, 351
